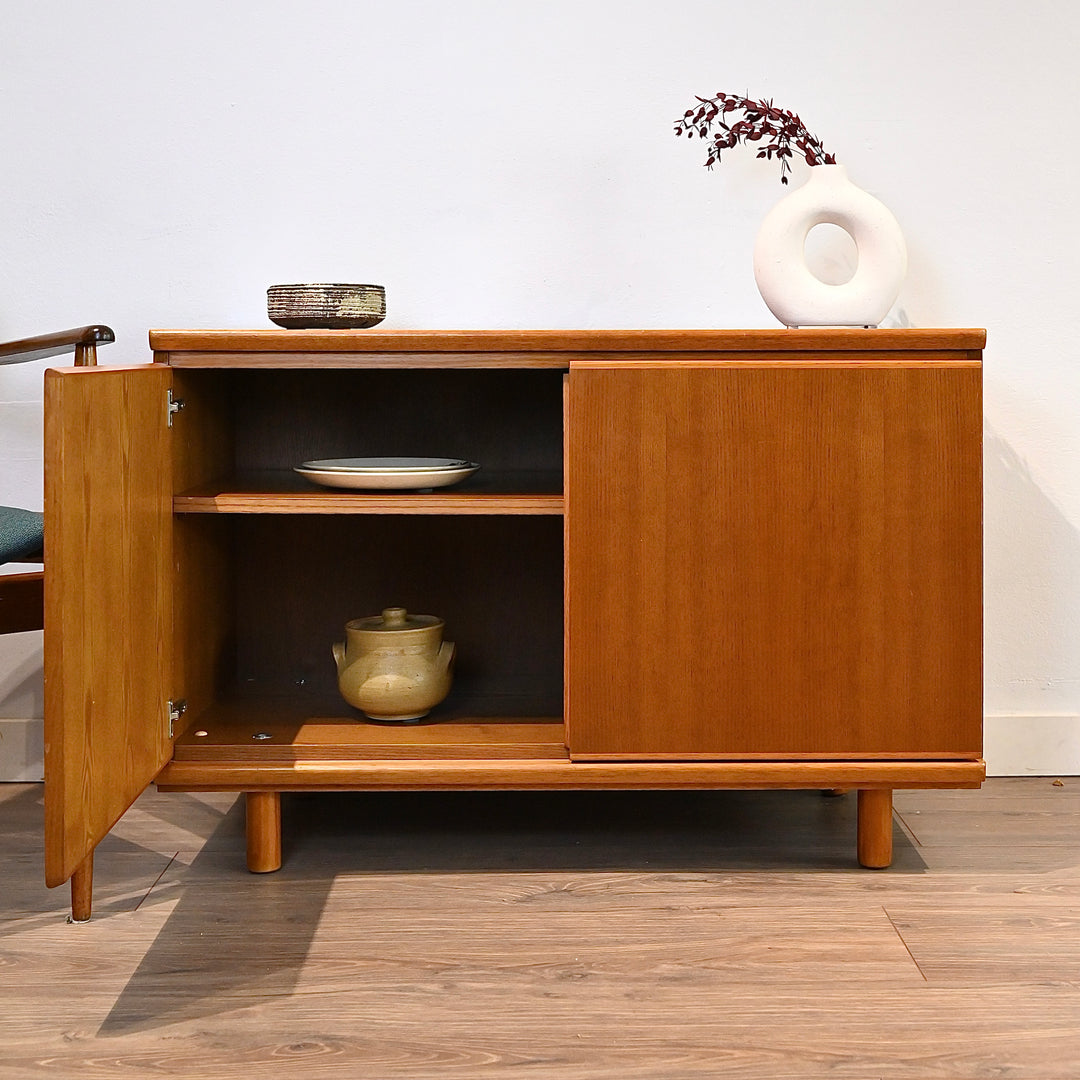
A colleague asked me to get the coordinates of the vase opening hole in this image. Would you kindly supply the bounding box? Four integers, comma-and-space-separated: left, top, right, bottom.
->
804, 223, 858, 286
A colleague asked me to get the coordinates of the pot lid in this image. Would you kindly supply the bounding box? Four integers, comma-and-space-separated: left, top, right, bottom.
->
351, 606, 442, 632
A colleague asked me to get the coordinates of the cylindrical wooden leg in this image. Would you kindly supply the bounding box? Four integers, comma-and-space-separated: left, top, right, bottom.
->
69, 852, 93, 922
246, 791, 282, 873
857, 788, 893, 869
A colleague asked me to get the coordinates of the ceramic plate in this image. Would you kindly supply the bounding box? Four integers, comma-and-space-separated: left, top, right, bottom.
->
295, 457, 479, 490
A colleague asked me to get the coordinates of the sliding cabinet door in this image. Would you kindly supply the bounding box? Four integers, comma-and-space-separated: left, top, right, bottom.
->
565, 361, 981, 761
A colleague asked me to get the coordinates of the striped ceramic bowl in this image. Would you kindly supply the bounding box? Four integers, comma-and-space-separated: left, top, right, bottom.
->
267, 283, 386, 329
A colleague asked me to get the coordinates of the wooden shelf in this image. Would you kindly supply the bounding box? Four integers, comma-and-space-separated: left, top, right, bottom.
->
173, 699, 566, 763
174, 469, 564, 514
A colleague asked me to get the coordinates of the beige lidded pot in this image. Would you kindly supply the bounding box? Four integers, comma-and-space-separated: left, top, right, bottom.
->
332, 607, 455, 721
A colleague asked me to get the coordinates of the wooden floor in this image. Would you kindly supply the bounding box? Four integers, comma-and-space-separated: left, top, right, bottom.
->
2, 779, 1079, 1078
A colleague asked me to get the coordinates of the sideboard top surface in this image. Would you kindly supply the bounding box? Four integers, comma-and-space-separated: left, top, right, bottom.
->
150, 328, 986, 362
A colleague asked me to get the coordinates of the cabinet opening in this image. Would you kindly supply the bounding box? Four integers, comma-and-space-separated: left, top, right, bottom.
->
174, 515, 564, 730
173, 367, 565, 498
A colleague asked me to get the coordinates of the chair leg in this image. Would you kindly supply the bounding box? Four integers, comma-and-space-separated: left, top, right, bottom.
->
69, 852, 93, 922
857, 788, 894, 868
246, 791, 282, 873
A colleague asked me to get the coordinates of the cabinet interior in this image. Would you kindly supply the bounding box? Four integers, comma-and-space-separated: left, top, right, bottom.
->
169, 367, 567, 753
174, 367, 566, 495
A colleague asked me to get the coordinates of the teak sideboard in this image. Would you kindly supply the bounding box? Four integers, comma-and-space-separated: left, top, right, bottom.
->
43, 328, 985, 920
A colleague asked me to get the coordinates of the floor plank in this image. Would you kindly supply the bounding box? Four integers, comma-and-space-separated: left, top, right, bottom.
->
2, 778, 1079, 1078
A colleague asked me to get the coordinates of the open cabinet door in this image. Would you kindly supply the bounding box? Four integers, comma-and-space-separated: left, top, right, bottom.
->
43, 364, 174, 888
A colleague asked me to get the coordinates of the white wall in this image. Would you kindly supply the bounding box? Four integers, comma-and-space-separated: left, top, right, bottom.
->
2, 0, 1077, 775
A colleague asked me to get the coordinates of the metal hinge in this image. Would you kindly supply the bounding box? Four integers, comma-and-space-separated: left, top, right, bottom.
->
167, 390, 185, 426
168, 699, 187, 738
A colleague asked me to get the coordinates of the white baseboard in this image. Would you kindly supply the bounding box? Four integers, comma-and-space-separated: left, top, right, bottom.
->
984, 714, 1080, 776
2, 714, 1075, 782
0, 717, 43, 782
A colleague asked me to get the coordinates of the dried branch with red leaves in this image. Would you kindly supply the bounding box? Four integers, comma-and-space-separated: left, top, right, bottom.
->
674, 92, 835, 184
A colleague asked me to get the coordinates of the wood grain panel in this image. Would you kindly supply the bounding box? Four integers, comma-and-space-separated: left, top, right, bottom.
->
169, 367, 235, 493
165, 351, 573, 369
43, 364, 175, 887
173, 470, 563, 514
172, 711, 567, 761
566, 362, 982, 760
162, 351, 984, 369
149, 327, 987, 354
172, 515, 234, 738
169, 370, 237, 738
155, 757, 984, 791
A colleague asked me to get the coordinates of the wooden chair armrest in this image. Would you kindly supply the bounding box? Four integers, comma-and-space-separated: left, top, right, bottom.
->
0, 325, 115, 366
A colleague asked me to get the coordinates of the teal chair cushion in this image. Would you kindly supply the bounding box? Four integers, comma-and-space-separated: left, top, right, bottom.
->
0, 506, 44, 563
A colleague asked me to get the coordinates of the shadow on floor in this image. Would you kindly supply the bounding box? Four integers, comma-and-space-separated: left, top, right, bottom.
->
0, 786, 190, 929
99, 788, 923, 1035
285, 787, 927, 872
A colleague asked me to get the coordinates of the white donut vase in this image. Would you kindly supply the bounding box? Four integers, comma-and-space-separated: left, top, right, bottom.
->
753, 164, 907, 328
